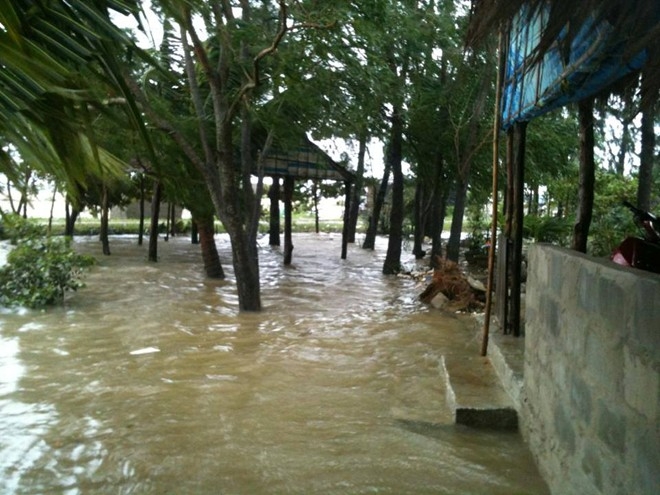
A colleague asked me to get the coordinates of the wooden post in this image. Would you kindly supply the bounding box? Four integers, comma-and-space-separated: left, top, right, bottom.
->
269, 176, 281, 246
283, 176, 294, 265
510, 121, 527, 337
497, 128, 515, 332
482, 28, 505, 356
341, 181, 351, 260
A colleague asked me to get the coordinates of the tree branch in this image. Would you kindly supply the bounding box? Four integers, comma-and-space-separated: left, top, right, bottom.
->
123, 75, 208, 180
180, 22, 214, 166
227, 0, 289, 120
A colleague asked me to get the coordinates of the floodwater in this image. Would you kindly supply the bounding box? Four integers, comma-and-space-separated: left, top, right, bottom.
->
0, 233, 549, 494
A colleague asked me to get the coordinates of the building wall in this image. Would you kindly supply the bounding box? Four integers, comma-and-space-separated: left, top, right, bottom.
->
523, 244, 659, 495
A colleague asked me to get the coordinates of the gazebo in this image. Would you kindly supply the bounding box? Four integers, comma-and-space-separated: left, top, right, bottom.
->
260, 136, 355, 264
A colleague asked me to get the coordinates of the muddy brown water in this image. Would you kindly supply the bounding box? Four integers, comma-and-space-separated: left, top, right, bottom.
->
0, 233, 548, 494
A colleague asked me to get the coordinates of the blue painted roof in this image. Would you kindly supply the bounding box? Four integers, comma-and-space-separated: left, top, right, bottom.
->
501, 5, 654, 129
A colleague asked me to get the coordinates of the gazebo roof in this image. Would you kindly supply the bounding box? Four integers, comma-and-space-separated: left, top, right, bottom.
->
261, 137, 354, 183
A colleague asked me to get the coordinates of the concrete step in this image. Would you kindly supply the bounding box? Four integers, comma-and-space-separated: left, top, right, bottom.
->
441, 353, 518, 430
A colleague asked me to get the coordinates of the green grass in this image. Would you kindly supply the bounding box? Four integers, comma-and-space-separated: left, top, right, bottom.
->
36, 216, 349, 237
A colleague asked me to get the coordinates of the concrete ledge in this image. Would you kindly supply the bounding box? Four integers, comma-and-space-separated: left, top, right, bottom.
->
487, 328, 525, 413
441, 354, 518, 430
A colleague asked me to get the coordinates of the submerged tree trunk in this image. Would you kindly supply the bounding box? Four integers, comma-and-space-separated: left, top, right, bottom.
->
412, 180, 427, 259
64, 197, 80, 237
169, 203, 176, 238
100, 184, 111, 256
572, 98, 595, 253
428, 153, 447, 267
148, 180, 162, 262
363, 162, 391, 250
191, 220, 199, 244
383, 105, 405, 275
347, 132, 367, 243
164, 203, 171, 242
196, 215, 224, 279
446, 177, 469, 262
138, 174, 145, 246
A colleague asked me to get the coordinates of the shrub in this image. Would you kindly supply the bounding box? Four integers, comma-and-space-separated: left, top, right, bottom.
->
0, 213, 45, 244
0, 219, 95, 308
523, 215, 572, 245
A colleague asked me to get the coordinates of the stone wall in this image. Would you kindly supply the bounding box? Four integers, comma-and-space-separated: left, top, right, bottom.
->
522, 244, 659, 495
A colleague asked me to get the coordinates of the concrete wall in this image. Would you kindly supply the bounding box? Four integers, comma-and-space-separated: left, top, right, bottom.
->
523, 244, 659, 495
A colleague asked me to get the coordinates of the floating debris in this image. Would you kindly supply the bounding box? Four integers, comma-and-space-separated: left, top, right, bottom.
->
419, 257, 485, 312
129, 346, 160, 355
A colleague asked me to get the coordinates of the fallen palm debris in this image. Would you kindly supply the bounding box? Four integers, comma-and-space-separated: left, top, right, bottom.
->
418, 257, 486, 312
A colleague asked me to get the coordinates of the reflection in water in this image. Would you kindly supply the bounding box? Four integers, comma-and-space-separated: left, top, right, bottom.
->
0, 234, 548, 494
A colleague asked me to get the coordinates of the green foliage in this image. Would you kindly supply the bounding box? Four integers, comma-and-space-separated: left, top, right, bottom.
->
0, 217, 95, 308
465, 202, 490, 250
523, 215, 572, 244
588, 171, 639, 257
1, 214, 46, 244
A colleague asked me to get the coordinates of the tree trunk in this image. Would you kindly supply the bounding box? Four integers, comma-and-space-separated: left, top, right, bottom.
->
138, 174, 145, 246
446, 177, 469, 262
148, 180, 162, 262
637, 70, 656, 211
170, 203, 176, 237
229, 229, 261, 311
347, 132, 367, 242
47, 183, 57, 235
269, 176, 281, 246
412, 180, 426, 259
196, 215, 224, 278
572, 98, 596, 253
164, 203, 171, 242
191, 220, 199, 244
64, 198, 80, 237
383, 106, 404, 275
428, 152, 447, 267
100, 184, 111, 256
363, 162, 391, 250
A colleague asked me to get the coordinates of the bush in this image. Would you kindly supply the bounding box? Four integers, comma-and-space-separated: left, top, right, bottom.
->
523, 215, 572, 245
0, 219, 95, 308
0, 213, 46, 244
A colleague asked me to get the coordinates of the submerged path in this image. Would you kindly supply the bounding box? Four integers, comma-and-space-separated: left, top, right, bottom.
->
0, 233, 548, 494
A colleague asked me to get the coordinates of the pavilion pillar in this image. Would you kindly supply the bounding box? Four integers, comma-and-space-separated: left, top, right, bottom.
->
341, 180, 351, 260
283, 176, 294, 265
269, 176, 281, 246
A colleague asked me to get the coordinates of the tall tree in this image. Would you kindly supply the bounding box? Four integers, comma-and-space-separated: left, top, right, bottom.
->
445, 52, 494, 262
637, 69, 657, 211
572, 98, 596, 253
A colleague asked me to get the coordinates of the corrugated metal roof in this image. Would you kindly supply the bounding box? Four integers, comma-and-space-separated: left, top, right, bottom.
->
261, 139, 354, 182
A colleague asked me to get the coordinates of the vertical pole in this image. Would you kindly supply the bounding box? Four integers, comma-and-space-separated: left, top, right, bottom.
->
269, 176, 281, 246
341, 181, 351, 260
482, 29, 505, 356
510, 121, 527, 337
497, 128, 515, 333
283, 176, 294, 265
